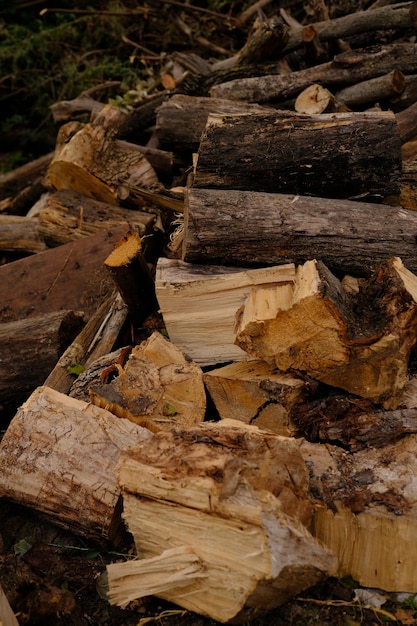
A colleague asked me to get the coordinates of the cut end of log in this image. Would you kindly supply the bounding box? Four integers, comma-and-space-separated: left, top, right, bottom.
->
104, 231, 142, 268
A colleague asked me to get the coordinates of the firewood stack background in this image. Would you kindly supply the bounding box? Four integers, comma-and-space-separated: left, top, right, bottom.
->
2, 1, 417, 624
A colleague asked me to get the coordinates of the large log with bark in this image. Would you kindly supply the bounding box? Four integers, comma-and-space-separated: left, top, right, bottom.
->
0, 386, 152, 542
193, 110, 401, 199
182, 188, 417, 276
107, 420, 337, 622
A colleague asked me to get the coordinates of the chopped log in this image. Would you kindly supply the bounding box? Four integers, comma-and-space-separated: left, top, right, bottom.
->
299, 435, 417, 592
234, 257, 417, 408
38, 189, 156, 246
44, 293, 127, 395
396, 100, 417, 143
193, 110, 401, 199
0, 310, 84, 415
49, 93, 105, 123
0, 215, 46, 254
204, 360, 318, 436
89, 331, 206, 433
0, 226, 128, 324
104, 231, 158, 324
390, 73, 417, 109
155, 257, 296, 366
210, 42, 417, 102
156, 94, 271, 152
283, 1, 416, 53
108, 420, 337, 621
69, 346, 131, 403
335, 70, 406, 107
294, 84, 349, 114
47, 105, 158, 204
183, 188, 417, 276
0, 386, 152, 542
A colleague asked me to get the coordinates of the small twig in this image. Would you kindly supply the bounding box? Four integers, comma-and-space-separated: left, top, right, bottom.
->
40, 7, 152, 17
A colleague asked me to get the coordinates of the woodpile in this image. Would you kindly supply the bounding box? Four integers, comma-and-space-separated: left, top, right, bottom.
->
3, 2, 417, 622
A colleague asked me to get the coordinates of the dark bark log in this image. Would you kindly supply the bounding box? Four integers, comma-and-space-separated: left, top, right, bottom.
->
396, 100, 417, 142
0, 310, 84, 415
193, 110, 401, 199
183, 188, 417, 276
210, 43, 417, 103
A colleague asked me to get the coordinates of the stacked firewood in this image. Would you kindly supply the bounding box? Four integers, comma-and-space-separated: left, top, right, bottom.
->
2, 2, 417, 622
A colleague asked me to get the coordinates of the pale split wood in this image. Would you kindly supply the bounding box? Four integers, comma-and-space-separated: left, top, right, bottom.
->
0, 386, 152, 542
107, 546, 207, 608
155, 258, 296, 366
0, 582, 19, 626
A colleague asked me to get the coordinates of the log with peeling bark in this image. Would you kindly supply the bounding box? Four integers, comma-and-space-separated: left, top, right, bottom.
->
156, 94, 271, 152
0, 215, 46, 254
183, 188, 417, 275
155, 257, 296, 366
204, 360, 318, 436
38, 189, 156, 246
107, 420, 337, 621
104, 231, 158, 324
0, 386, 152, 542
89, 331, 206, 433
234, 257, 417, 409
0, 310, 84, 416
210, 42, 417, 103
299, 435, 417, 592
193, 110, 401, 199
47, 105, 158, 204
0, 226, 128, 324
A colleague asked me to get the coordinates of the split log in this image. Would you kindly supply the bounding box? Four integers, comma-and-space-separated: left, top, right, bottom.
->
44, 293, 127, 395
299, 435, 417, 592
38, 189, 156, 246
89, 331, 206, 433
0, 310, 84, 415
0, 226, 128, 324
47, 105, 158, 204
108, 420, 337, 621
183, 188, 417, 276
193, 110, 401, 199
104, 231, 158, 324
155, 257, 296, 366
0, 215, 46, 254
156, 94, 270, 152
210, 42, 417, 102
0, 386, 152, 542
234, 257, 417, 408
204, 360, 318, 436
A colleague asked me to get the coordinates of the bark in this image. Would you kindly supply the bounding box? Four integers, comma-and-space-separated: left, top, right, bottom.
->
0, 152, 53, 200
210, 42, 417, 102
400, 158, 417, 210
108, 420, 336, 621
234, 257, 417, 408
0, 215, 46, 254
88, 331, 206, 433
183, 188, 417, 276
38, 189, 156, 247
335, 70, 406, 106
0, 310, 84, 414
193, 110, 401, 199
204, 360, 318, 436
0, 226, 128, 324
156, 94, 271, 152
155, 257, 296, 366
396, 100, 417, 142
104, 231, 158, 324
0, 386, 152, 542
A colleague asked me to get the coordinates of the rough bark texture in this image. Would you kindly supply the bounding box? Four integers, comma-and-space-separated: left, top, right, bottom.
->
183, 188, 417, 276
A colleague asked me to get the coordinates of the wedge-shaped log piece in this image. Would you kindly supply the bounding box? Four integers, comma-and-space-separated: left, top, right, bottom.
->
47, 105, 158, 204
110, 420, 337, 622
204, 360, 317, 436
89, 331, 206, 432
0, 386, 152, 542
235, 257, 417, 408
193, 110, 401, 199
155, 258, 296, 366
300, 435, 417, 592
